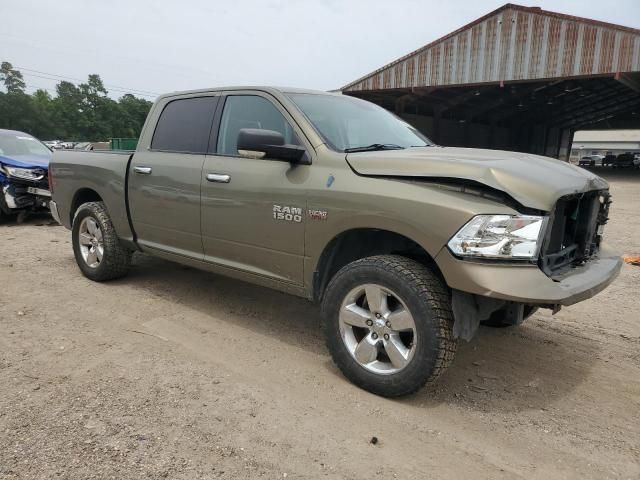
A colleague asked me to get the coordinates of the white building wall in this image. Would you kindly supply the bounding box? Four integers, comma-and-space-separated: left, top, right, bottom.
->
570, 141, 640, 161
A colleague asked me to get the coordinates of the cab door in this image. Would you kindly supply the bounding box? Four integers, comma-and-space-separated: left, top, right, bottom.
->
200, 93, 310, 284
128, 95, 219, 259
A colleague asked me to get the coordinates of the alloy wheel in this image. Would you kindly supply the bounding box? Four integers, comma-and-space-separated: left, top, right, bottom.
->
78, 217, 104, 268
338, 284, 417, 374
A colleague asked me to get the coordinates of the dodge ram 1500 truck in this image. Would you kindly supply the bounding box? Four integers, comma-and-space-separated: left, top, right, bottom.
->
49, 87, 622, 397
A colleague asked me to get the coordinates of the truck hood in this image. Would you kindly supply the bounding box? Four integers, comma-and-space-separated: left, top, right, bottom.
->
0, 153, 51, 170
346, 146, 608, 211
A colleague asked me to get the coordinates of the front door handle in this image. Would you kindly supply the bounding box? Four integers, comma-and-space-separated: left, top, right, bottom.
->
206, 173, 231, 183
134, 166, 152, 175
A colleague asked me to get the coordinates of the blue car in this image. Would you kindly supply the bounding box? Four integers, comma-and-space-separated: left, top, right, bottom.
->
0, 129, 52, 221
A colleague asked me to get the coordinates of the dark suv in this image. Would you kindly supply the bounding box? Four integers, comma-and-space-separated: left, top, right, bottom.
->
613, 153, 639, 168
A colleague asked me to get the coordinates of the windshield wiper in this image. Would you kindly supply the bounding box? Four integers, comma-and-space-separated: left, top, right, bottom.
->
344, 143, 405, 153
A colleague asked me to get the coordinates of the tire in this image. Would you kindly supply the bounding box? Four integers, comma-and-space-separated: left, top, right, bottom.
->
481, 305, 538, 328
321, 255, 457, 397
72, 201, 132, 281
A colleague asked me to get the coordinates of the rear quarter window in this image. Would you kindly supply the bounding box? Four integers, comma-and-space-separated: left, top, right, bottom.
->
151, 97, 218, 153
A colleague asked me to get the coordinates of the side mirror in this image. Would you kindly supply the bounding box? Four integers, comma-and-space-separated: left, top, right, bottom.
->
237, 128, 308, 164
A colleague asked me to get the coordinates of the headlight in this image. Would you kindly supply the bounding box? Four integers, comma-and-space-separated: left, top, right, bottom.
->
2, 166, 46, 181
448, 215, 547, 260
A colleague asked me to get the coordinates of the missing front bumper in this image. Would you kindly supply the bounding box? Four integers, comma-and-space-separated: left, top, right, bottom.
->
2, 184, 51, 212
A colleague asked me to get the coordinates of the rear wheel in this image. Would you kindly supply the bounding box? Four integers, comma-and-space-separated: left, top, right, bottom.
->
72, 201, 132, 281
322, 255, 457, 397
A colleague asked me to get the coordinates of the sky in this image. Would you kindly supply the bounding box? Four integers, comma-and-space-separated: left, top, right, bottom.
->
2, 0, 640, 100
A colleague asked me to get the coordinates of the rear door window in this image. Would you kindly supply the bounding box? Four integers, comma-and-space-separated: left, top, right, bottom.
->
151, 97, 218, 153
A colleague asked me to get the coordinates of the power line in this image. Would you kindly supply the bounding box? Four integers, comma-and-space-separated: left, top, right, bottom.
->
18, 71, 157, 98
24, 84, 54, 93
19, 80, 157, 103
15, 66, 159, 98
20, 71, 158, 98
17, 66, 160, 95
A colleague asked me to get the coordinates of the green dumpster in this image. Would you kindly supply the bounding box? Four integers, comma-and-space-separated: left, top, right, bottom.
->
110, 138, 138, 150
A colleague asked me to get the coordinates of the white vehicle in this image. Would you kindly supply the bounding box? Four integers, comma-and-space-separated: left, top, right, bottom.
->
44, 140, 63, 150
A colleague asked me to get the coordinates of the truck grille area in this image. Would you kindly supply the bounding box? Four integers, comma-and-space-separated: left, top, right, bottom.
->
539, 190, 611, 277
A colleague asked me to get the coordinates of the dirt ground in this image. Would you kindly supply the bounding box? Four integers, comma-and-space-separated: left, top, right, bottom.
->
1, 169, 639, 479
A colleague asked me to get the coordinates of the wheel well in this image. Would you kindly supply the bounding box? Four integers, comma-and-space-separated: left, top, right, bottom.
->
70, 188, 102, 225
313, 229, 443, 302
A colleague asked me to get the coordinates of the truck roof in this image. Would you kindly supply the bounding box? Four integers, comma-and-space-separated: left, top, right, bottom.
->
156, 86, 337, 101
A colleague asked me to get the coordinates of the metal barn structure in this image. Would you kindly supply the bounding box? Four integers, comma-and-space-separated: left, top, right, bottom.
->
341, 3, 640, 159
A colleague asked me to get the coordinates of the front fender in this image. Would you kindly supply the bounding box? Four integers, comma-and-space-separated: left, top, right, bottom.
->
303, 175, 520, 293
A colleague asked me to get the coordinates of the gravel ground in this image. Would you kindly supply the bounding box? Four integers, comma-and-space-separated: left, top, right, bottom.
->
1, 169, 639, 479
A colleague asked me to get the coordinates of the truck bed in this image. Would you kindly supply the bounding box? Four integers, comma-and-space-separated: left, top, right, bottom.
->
50, 150, 135, 243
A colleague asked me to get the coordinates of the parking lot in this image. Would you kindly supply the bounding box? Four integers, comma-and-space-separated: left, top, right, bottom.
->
0, 169, 639, 479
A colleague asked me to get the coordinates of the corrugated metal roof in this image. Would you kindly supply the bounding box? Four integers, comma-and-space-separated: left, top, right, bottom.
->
573, 129, 640, 141
342, 3, 640, 92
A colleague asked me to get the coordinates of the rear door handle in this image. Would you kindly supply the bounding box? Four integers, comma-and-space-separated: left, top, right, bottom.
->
134, 166, 152, 174
206, 173, 231, 183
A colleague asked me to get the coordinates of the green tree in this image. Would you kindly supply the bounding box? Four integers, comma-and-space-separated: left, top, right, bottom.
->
0, 61, 26, 93
77, 74, 111, 140
0, 91, 35, 132
117, 94, 153, 138
30, 89, 55, 138
0, 62, 33, 132
0, 62, 153, 141
51, 81, 83, 139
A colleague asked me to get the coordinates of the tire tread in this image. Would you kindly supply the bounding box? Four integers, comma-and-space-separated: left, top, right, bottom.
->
72, 201, 131, 281
322, 255, 457, 397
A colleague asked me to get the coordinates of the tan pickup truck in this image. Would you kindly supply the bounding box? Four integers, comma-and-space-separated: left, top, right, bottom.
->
49, 87, 621, 396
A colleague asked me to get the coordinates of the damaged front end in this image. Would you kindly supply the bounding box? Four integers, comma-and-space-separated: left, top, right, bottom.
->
0, 130, 53, 220
345, 146, 620, 341
538, 189, 611, 277
0, 164, 51, 220
448, 187, 616, 341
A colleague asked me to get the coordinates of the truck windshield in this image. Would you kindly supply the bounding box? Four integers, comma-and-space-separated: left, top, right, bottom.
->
0, 134, 51, 157
288, 93, 432, 152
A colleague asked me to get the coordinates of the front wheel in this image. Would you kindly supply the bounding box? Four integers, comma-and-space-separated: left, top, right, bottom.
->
322, 255, 457, 397
72, 201, 132, 281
